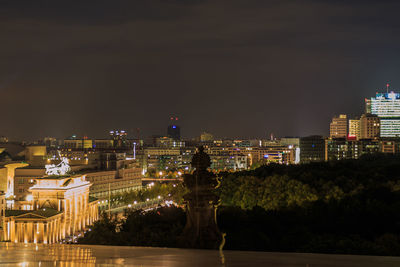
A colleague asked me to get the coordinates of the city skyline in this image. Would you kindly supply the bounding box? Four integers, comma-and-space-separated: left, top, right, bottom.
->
2, 1, 400, 140
1, 86, 397, 142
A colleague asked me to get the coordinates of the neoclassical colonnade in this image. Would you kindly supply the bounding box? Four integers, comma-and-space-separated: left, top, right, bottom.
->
3, 175, 99, 244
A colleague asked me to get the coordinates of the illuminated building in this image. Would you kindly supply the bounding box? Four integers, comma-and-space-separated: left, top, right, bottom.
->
3, 174, 99, 244
380, 140, 396, 154
85, 167, 142, 199
0, 192, 5, 240
25, 145, 47, 167
253, 148, 295, 165
110, 130, 129, 148
325, 138, 394, 161
200, 132, 214, 142
325, 138, 359, 161
348, 119, 360, 139
57, 150, 97, 166
280, 137, 300, 147
330, 114, 347, 138
210, 155, 247, 171
359, 139, 380, 155
366, 91, 400, 137
10, 156, 142, 202
360, 113, 380, 139
93, 139, 114, 149
0, 163, 30, 206
144, 147, 180, 156
64, 139, 93, 149
142, 148, 181, 172
155, 137, 185, 148
300, 136, 325, 163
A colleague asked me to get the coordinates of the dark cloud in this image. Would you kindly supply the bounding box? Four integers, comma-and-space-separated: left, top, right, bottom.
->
1, 0, 400, 140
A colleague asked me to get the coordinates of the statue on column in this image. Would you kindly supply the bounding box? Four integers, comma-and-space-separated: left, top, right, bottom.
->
179, 146, 222, 249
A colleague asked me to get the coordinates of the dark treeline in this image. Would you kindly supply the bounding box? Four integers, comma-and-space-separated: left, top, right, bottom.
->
218, 153, 400, 210
80, 154, 400, 255
217, 153, 400, 255
79, 207, 186, 246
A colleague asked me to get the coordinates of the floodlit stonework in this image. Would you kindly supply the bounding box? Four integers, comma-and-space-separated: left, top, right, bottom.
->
2, 174, 98, 243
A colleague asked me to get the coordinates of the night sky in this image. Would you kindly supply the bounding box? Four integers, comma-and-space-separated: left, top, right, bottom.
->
2, 0, 400, 141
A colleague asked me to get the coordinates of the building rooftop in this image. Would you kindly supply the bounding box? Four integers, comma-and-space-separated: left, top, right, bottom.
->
0, 243, 400, 266
5, 208, 62, 219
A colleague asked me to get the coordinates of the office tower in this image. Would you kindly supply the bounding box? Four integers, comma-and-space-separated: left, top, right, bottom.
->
167, 117, 180, 140
360, 113, 380, 139
329, 114, 348, 138
348, 119, 360, 139
366, 90, 400, 137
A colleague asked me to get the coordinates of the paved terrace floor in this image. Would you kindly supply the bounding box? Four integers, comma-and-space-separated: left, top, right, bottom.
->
1, 243, 400, 267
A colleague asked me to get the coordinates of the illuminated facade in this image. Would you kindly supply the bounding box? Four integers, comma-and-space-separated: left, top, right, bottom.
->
1, 163, 30, 203
2, 174, 99, 244
64, 139, 93, 149
366, 91, 400, 137
360, 113, 380, 139
349, 119, 360, 139
85, 167, 142, 199
325, 138, 359, 161
0, 193, 5, 240
210, 155, 248, 171
200, 132, 214, 142
329, 114, 347, 138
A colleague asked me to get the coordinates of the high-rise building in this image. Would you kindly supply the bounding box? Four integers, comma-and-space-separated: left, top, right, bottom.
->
330, 114, 347, 138
348, 119, 360, 139
366, 90, 400, 137
167, 117, 180, 140
360, 113, 380, 139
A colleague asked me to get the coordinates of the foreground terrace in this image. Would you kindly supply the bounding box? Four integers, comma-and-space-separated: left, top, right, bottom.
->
0, 243, 400, 267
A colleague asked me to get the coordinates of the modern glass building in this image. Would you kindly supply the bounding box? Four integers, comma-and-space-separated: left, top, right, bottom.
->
365, 91, 400, 137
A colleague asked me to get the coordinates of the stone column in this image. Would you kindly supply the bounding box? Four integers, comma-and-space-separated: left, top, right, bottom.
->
43, 223, 47, 244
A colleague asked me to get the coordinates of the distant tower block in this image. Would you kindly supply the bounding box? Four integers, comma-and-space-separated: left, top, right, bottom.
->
365, 87, 400, 137
330, 114, 347, 138
167, 116, 181, 140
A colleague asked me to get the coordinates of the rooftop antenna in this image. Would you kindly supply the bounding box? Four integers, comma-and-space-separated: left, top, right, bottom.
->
386, 82, 390, 94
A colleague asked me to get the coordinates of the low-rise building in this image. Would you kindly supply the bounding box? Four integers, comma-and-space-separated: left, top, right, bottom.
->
0, 192, 5, 241
325, 138, 359, 161
85, 167, 142, 199
3, 174, 99, 244
300, 136, 326, 163
210, 155, 247, 171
